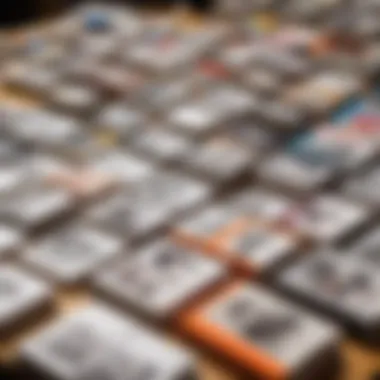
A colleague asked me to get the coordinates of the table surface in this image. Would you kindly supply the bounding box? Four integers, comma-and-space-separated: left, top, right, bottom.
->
0, 11, 380, 380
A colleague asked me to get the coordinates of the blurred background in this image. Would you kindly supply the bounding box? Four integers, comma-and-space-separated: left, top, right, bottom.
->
1, 0, 78, 26
0, 1, 208, 27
